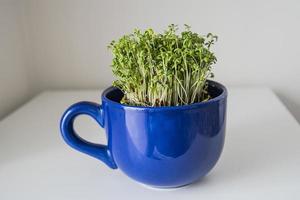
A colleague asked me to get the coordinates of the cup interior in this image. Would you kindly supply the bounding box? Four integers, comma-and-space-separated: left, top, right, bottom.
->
104, 80, 225, 106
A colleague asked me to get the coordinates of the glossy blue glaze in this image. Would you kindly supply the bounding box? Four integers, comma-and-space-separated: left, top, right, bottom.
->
60, 80, 227, 188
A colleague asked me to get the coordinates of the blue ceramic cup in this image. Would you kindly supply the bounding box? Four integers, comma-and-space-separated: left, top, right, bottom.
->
60, 80, 227, 188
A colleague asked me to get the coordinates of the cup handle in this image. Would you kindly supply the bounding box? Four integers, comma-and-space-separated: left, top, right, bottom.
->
60, 101, 117, 169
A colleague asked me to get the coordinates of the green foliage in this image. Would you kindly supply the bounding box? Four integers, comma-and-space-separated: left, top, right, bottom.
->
108, 24, 217, 106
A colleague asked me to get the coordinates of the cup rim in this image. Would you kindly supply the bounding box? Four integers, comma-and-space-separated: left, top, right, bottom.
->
101, 80, 227, 110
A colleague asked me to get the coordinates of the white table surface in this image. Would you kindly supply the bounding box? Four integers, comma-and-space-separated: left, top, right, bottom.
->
0, 87, 300, 199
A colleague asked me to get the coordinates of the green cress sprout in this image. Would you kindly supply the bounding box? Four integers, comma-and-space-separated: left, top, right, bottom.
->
108, 24, 217, 106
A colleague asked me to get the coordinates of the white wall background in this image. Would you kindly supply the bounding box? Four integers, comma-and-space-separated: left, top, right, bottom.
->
1, 0, 300, 122
0, 0, 31, 119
